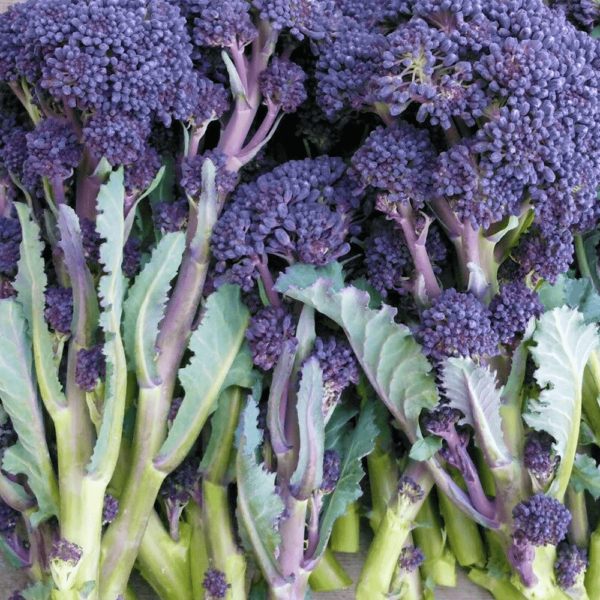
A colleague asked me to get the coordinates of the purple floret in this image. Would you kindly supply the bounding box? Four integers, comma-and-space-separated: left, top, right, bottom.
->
189, 0, 257, 48
122, 238, 142, 279
191, 76, 230, 125
350, 123, 437, 208
523, 432, 559, 484
418, 289, 499, 361
44, 286, 74, 335
513, 494, 571, 547
0, 499, 19, 534
0, 216, 21, 277
75, 345, 106, 392
555, 543, 587, 590
124, 145, 162, 194
24, 118, 82, 183
180, 150, 237, 198
253, 0, 334, 40
102, 494, 119, 525
321, 449, 341, 493
80, 218, 102, 267
489, 282, 544, 345
161, 457, 199, 504
50, 539, 83, 566
423, 406, 462, 437
259, 58, 308, 113
202, 568, 231, 599
153, 199, 189, 234
398, 476, 425, 504
1, 128, 29, 180
399, 546, 426, 572
246, 306, 299, 371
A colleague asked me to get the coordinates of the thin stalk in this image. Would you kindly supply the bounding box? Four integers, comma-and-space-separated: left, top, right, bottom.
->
567, 487, 589, 548
186, 501, 209, 600
586, 531, 600, 600
308, 549, 353, 591
329, 502, 360, 553
576, 234, 593, 279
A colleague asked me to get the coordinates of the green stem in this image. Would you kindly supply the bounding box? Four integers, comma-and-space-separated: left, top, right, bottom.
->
412, 493, 456, 588
583, 351, 600, 437
330, 502, 360, 553
308, 548, 353, 591
586, 531, 600, 600
389, 534, 421, 600
576, 234, 593, 279
202, 480, 247, 600
367, 444, 399, 532
468, 569, 528, 600
186, 501, 209, 600
135, 511, 192, 600
567, 487, 589, 548
268, 570, 310, 600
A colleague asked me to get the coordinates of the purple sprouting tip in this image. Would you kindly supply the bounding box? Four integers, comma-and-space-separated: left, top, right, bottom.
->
80, 218, 102, 267
399, 546, 425, 572
523, 432, 559, 483
321, 449, 341, 493
50, 539, 83, 566
102, 494, 119, 525
44, 286, 74, 335
555, 543, 587, 590
122, 237, 142, 279
153, 199, 189, 234
75, 345, 106, 392
8, 592, 25, 600
0, 216, 21, 278
422, 406, 462, 436
397, 476, 425, 504
513, 494, 571, 547
202, 567, 231, 599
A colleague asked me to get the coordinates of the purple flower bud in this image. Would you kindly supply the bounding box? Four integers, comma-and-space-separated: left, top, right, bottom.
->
399, 546, 425, 572
75, 345, 106, 392
397, 476, 425, 504
513, 494, 571, 547
44, 286, 73, 335
102, 494, 119, 525
555, 543, 587, 590
202, 568, 231, 599
321, 449, 341, 493
50, 539, 83, 566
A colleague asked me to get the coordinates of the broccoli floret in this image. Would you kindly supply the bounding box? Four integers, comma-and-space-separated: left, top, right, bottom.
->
102, 494, 119, 526
259, 58, 308, 113
399, 545, 426, 572
321, 449, 341, 493
513, 494, 571, 547
75, 345, 106, 392
555, 543, 587, 590
44, 286, 74, 335
202, 567, 231, 599
523, 432, 559, 485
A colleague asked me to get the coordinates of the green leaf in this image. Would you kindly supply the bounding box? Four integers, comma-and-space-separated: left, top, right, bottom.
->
441, 358, 510, 468
290, 358, 325, 499
581, 230, 600, 292
122, 232, 185, 385
124, 165, 165, 238
565, 277, 600, 325
236, 398, 285, 583
13, 203, 65, 414
537, 275, 567, 311
409, 436, 443, 461
22, 581, 56, 600
219, 342, 260, 394
350, 278, 383, 309
279, 275, 439, 437
275, 263, 345, 295
0, 300, 59, 524
324, 403, 358, 454
86, 168, 128, 480
524, 307, 598, 500
57, 205, 99, 343
315, 402, 379, 558
155, 284, 249, 470
570, 453, 600, 499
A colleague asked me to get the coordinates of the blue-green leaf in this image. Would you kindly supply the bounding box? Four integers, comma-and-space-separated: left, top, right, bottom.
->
236, 398, 285, 583
123, 232, 185, 386
22, 581, 56, 600
14, 204, 65, 414
524, 307, 598, 500
275, 263, 345, 295
570, 453, 600, 499
409, 436, 443, 461
0, 301, 59, 525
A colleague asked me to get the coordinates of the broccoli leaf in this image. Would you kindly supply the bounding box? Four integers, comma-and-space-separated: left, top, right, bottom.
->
0, 301, 59, 525
123, 232, 185, 385
220, 342, 261, 395
314, 402, 378, 558
290, 358, 325, 499
236, 398, 285, 583
155, 284, 249, 471
441, 358, 511, 468
86, 167, 128, 481
409, 436, 443, 461
22, 581, 56, 600
275, 262, 345, 295
324, 403, 358, 454
570, 453, 600, 500
524, 307, 598, 500
14, 203, 65, 414
278, 272, 439, 437
565, 277, 600, 325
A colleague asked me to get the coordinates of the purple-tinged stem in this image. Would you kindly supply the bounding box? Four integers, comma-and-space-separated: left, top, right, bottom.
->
278, 489, 308, 579
75, 148, 101, 221
428, 195, 462, 240
256, 256, 281, 307
456, 446, 497, 521
230, 43, 250, 94
233, 101, 280, 167
187, 121, 210, 159
51, 176, 66, 206
305, 493, 323, 562
508, 537, 537, 588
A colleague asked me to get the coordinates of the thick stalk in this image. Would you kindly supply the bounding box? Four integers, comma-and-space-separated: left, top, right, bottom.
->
329, 502, 360, 553
468, 569, 528, 600
586, 531, 600, 600
389, 533, 422, 600
567, 487, 589, 548
202, 481, 246, 600
135, 511, 192, 600
268, 571, 310, 600
278, 495, 308, 580
186, 501, 209, 600
308, 549, 353, 591
367, 443, 399, 531
412, 494, 457, 587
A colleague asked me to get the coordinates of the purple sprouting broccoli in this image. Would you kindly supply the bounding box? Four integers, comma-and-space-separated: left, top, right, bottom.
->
50, 538, 83, 566
160, 458, 200, 540
418, 289, 499, 361
8, 592, 25, 600
153, 199, 189, 234
180, 150, 237, 198
312, 336, 359, 416
1, 128, 29, 182
212, 157, 355, 290
523, 432, 559, 485
44, 286, 74, 335
0, 499, 20, 534
190, 76, 231, 127
259, 58, 308, 113
124, 145, 163, 197
513, 494, 571, 547
245, 306, 299, 371
24, 118, 82, 184
0, 415, 17, 449
321, 449, 341, 493
555, 543, 587, 590
0, 216, 21, 278
399, 546, 426, 572
122, 237, 142, 279
75, 345, 106, 392
202, 567, 231, 599
423, 407, 469, 470
489, 282, 544, 345
350, 123, 437, 208
252, 0, 333, 40
397, 476, 425, 504
80, 218, 102, 268
102, 494, 119, 525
